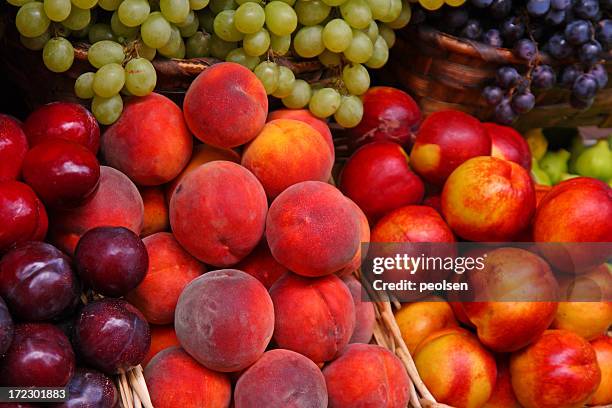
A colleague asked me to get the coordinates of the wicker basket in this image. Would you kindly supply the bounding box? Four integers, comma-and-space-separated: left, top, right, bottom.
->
391, 25, 612, 131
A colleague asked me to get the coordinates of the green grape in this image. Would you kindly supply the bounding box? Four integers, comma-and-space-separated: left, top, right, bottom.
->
225, 48, 260, 70
75, 72, 95, 99
340, 0, 372, 30
363, 20, 378, 42
378, 0, 401, 22
293, 25, 324, 58
343, 29, 372, 63
88, 23, 115, 43
124, 57, 157, 96
71, 0, 97, 8
242, 28, 269, 56
42, 37, 74, 73
278, 0, 295, 4
88, 40, 125, 68
158, 25, 183, 57
322, 18, 352, 52
295, 0, 330, 26
254, 61, 279, 94
62, 6, 90, 30
334, 95, 363, 128
234, 3, 265, 34
210, 0, 236, 14
98, 0, 121, 10
141, 12, 171, 48
178, 11, 199, 37
135, 40, 157, 60
378, 23, 395, 47
20, 31, 50, 50
309, 87, 341, 118
270, 33, 290, 55
366, 0, 390, 20
342, 63, 369, 95
209, 34, 236, 58
365, 35, 388, 68
7, 0, 34, 6
176, 39, 186, 58
186, 31, 211, 57
282, 79, 311, 108
236, 0, 264, 4
318, 49, 341, 66
321, 0, 347, 6
386, 0, 410, 29
71, 25, 90, 38
213, 10, 243, 41
264, 2, 297, 36
198, 11, 214, 32
272, 66, 295, 98
110, 11, 138, 38
44, 0, 71, 22
93, 63, 126, 97
118, 0, 150, 27
92, 94, 123, 125
16, 2, 50, 38
160, 0, 190, 24
190, 0, 209, 9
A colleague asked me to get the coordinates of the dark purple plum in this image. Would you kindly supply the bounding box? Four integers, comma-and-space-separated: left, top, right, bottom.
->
0, 296, 13, 356
0, 242, 79, 321
74, 299, 150, 374
51, 368, 118, 408
0, 323, 75, 387
74, 227, 148, 297
0, 404, 40, 407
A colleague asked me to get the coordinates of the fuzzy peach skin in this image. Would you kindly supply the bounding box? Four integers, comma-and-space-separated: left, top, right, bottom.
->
339, 141, 425, 222
234, 349, 328, 408
267, 109, 334, 160
510, 330, 601, 408
269, 273, 355, 363
142, 325, 180, 367
414, 327, 497, 408
140, 186, 169, 237
145, 347, 231, 408
234, 240, 288, 289
410, 110, 491, 186
484, 122, 531, 170
441, 156, 536, 241
170, 161, 267, 266
336, 200, 370, 276
49, 166, 143, 255
266, 181, 360, 277
241, 119, 333, 199
323, 343, 411, 408
102, 93, 192, 186
126, 232, 205, 325
341, 275, 375, 344
165, 144, 240, 204
394, 297, 458, 354
483, 356, 522, 408
589, 335, 612, 405
183, 62, 268, 148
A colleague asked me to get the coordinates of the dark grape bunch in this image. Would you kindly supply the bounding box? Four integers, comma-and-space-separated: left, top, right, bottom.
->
410, 0, 611, 124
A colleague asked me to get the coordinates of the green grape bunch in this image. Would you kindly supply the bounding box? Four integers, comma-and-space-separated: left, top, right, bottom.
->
8, 0, 411, 126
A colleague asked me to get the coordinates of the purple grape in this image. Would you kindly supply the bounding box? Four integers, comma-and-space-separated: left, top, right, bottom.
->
572, 73, 599, 100
497, 66, 521, 88
471, 0, 494, 7
460, 19, 483, 39
444, 8, 470, 30
589, 64, 609, 88
560, 64, 583, 87
565, 20, 593, 44
574, 0, 599, 19
512, 92, 536, 113
495, 98, 518, 124
551, 0, 571, 10
483, 29, 504, 47
483, 86, 505, 105
527, 0, 551, 16
579, 40, 603, 64
501, 17, 526, 44
532, 65, 557, 88
596, 19, 612, 50
570, 94, 595, 109
490, 0, 513, 18
547, 33, 574, 58
545, 9, 567, 25
514, 39, 538, 60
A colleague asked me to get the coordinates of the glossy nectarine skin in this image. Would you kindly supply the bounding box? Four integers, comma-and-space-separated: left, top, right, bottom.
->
0, 114, 28, 182
268, 109, 334, 159
590, 335, 612, 405
482, 356, 521, 408
484, 122, 531, 170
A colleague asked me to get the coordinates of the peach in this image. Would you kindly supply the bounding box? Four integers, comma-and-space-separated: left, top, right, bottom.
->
394, 297, 458, 354
410, 110, 491, 186
140, 187, 169, 237
142, 325, 180, 367
165, 144, 240, 203
184, 62, 268, 148
463, 247, 558, 352
414, 327, 497, 408
49, 166, 143, 255
510, 330, 601, 408
269, 273, 355, 363
336, 200, 370, 276
266, 181, 360, 277
145, 347, 231, 408
484, 122, 531, 170
267, 108, 334, 159
483, 356, 521, 408
241, 119, 334, 198
234, 349, 328, 408
323, 343, 411, 408
126, 232, 205, 325
0, 115, 28, 182
590, 335, 612, 405
234, 240, 288, 289
174, 270, 274, 372
341, 275, 375, 344
339, 141, 425, 221
170, 161, 267, 266
442, 156, 536, 241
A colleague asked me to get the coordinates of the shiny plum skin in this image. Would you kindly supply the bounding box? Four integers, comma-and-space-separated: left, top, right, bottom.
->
0, 323, 75, 387
75, 227, 148, 297
0, 242, 79, 321
0, 296, 13, 356
51, 367, 118, 408
74, 299, 151, 375
0, 114, 28, 182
